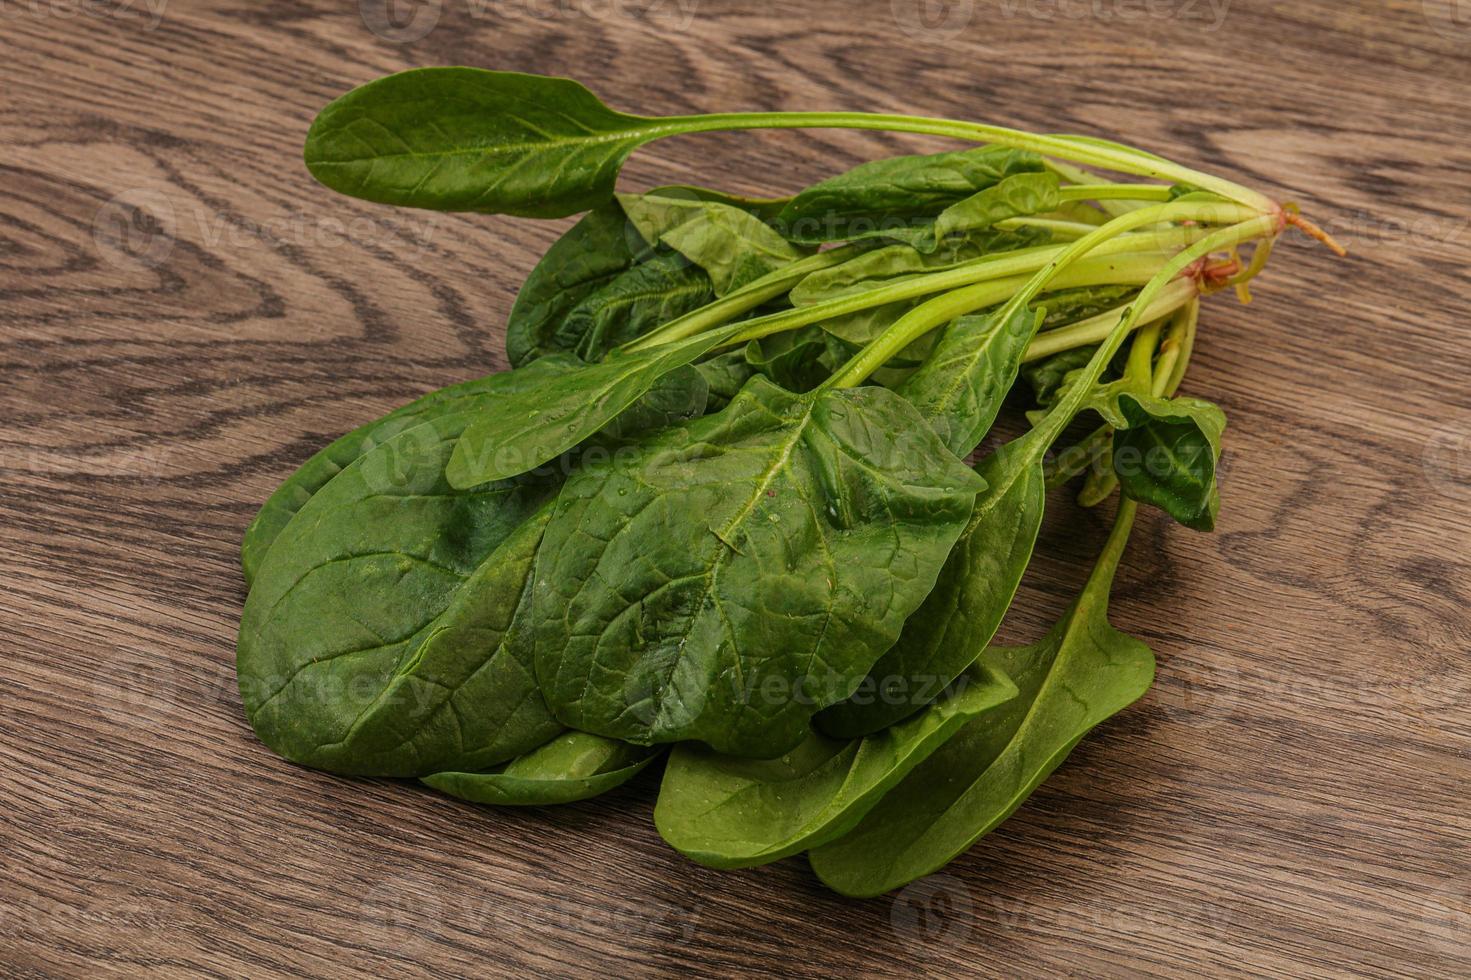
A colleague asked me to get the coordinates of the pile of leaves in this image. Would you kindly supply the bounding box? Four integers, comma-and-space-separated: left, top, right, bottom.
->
235, 68, 1340, 897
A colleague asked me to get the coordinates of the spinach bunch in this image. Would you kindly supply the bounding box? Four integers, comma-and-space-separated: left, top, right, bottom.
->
236, 68, 1342, 894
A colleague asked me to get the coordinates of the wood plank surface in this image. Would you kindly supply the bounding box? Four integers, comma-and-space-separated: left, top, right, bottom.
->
2, 1, 1467, 976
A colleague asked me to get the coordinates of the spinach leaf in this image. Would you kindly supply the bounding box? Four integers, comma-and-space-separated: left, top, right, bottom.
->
305, 68, 657, 218
618, 192, 809, 295
1024, 345, 1095, 408
776, 147, 1045, 244
816, 426, 1050, 738
809, 500, 1155, 897
238, 452, 561, 777
422, 731, 660, 806
929, 172, 1061, 243
894, 303, 1045, 457
880, 172, 1061, 252
741, 333, 829, 393
693, 349, 756, 411
789, 226, 1048, 305
532, 376, 986, 758
446, 325, 738, 488
240, 355, 585, 587
1112, 393, 1225, 531
506, 203, 651, 367
237, 360, 707, 777
552, 251, 716, 362
511, 186, 793, 365
654, 663, 1015, 868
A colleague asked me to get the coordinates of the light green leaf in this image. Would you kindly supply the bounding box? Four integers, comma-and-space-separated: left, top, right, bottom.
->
533, 376, 986, 758
809, 500, 1155, 897
654, 664, 1015, 868
422, 732, 660, 806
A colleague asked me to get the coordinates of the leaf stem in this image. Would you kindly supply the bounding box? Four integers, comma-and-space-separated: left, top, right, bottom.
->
1022, 279, 1197, 362
627, 248, 853, 350
1034, 214, 1278, 446
829, 200, 1257, 388
667, 111, 1278, 213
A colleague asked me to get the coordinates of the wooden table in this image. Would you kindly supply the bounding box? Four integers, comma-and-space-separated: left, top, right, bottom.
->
3, 2, 1467, 976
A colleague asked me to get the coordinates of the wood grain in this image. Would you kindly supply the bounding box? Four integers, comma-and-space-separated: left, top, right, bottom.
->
2, 1, 1467, 976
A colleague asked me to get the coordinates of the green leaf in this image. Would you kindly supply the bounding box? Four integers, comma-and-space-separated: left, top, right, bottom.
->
618, 191, 809, 295
446, 326, 737, 488
1112, 393, 1226, 531
553, 251, 716, 362
809, 500, 1155, 897
532, 376, 986, 758
238, 450, 561, 777
304, 68, 656, 218
742, 332, 829, 393
927, 171, 1061, 244
776, 147, 1045, 244
817, 427, 1049, 738
237, 359, 706, 776
422, 732, 660, 806
654, 663, 1015, 868
240, 355, 585, 587
1022, 346, 1097, 409
693, 350, 756, 411
506, 203, 652, 367
895, 303, 1045, 457
789, 226, 1048, 305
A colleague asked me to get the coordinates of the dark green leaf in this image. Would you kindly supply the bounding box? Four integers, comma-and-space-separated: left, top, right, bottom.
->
446, 326, 738, 488
809, 501, 1155, 897
895, 304, 1045, 457
694, 350, 756, 411
554, 251, 716, 362
422, 731, 660, 806
742, 332, 829, 392
1022, 345, 1097, 408
506, 203, 652, 367
1113, 393, 1225, 531
654, 663, 1015, 868
240, 355, 585, 587
618, 191, 809, 295
305, 68, 656, 218
532, 376, 986, 758
776, 147, 1045, 244
237, 359, 706, 776
928, 172, 1060, 242
817, 426, 1049, 738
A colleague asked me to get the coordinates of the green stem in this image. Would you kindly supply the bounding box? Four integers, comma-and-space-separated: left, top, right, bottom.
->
665, 111, 1277, 212
627, 248, 852, 351
1023, 278, 1196, 362
1034, 215, 1278, 446
1056, 183, 1174, 203
1153, 297, 1200, 397
745, 251, 1169, 360
830, 200, 1256, 388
